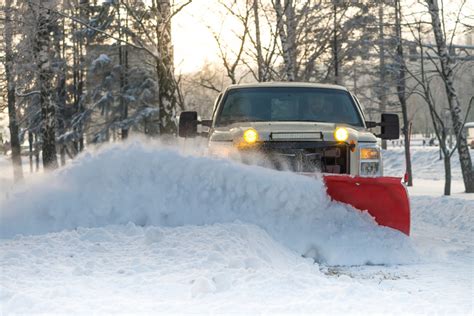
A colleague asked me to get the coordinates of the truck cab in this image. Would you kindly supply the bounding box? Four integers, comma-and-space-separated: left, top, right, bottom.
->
179, 82, 400, 177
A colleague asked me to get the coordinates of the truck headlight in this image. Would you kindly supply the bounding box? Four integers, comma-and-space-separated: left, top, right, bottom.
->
334, 127, 349, 142
243, 128, 259, 144
236, 128, 260, 149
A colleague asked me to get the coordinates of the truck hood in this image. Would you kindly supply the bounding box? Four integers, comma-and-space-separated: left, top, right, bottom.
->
210, 121, 377, 143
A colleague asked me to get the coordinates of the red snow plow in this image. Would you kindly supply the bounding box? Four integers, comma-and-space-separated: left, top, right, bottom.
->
322, 175, 410, 235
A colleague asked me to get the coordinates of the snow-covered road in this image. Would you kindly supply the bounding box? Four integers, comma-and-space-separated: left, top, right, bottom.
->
0, 141, 472, 314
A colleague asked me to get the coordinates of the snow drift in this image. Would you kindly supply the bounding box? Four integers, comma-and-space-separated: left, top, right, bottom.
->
1, 222, 323, 313
0, 140, 416, 265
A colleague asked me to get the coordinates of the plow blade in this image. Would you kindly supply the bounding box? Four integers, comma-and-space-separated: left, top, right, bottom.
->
322, 175, 410, 235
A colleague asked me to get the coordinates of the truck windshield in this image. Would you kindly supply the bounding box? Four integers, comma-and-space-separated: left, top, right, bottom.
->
216, 87, 363, 127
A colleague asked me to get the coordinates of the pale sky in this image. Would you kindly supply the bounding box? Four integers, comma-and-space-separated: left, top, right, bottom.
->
172, 1, 214, 74
172, 0, 251, 74
172, 0, 474, 74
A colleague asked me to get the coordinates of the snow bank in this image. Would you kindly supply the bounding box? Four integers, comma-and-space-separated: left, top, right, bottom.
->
411, 196, 474, 233
5, 222, 464, 315
0, 140, 416, 265
1, 222, 320, 313
383, 147, 474, 181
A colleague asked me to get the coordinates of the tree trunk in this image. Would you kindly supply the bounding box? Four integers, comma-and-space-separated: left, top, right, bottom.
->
153, 0, 178, 135
4, 0, 24, 181
75, 2, 88, 152
117, 2, 129, 139
60, 145, 66, 166
72, 13, 79, 152
402, 115, 413, 186
395, 0, 413, 186
28, 131, 33, 173
34, 7, 58, 169
35, 133, 40, 172
54, 14, 67, 166
274, 0, 296, 81
253, 0, 265, 82
427, 0, 474, 192
332, 3, 340, 85
443, 152, 451, 195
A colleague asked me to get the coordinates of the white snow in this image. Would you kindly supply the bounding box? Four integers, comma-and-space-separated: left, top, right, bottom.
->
90, 54, 111, 70
0, 141, 415, 266
383, 146, 474, 199
383, 146, 466, 181
0, 139, 472, 314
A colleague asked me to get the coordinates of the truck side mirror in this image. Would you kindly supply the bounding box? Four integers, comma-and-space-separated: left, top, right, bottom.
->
178, 111, 198, 138
379, 113, 400, 140
366, 113, 400, 140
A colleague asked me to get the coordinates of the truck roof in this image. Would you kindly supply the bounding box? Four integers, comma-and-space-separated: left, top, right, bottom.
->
226, 82, 348, 91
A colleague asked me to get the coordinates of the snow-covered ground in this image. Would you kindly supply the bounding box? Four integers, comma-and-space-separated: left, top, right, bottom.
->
383, 145, 474, 199
0, 140, 472, 314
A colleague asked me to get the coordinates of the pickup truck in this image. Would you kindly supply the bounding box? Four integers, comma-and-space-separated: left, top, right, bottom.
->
178, 82, 410, 235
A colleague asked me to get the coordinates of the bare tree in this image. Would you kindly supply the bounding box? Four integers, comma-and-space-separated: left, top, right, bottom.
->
208, 0, 279, 84
426, 0, 473, 192
406, 19, 472, 195
210, 1, 252, 85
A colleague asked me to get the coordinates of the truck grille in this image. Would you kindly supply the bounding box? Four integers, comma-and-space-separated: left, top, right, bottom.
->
240, 141, 349, 174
